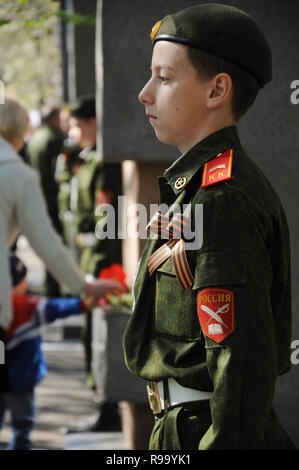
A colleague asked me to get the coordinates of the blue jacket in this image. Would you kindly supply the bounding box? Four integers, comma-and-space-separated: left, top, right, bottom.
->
6, 294, 85, 392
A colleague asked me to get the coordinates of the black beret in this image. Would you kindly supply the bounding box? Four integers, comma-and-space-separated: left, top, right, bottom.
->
70, 96, 96, 119
9, 253, 27, 287
151, 3, 272, 88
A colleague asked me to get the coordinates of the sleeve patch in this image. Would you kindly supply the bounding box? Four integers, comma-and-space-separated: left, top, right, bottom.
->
197, 288, 235, 343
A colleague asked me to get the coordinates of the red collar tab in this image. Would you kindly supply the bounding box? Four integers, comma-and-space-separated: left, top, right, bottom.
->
201, 149, 234, 188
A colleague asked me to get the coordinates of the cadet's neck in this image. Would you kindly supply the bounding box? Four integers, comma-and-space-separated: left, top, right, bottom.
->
178, 114, 236, 154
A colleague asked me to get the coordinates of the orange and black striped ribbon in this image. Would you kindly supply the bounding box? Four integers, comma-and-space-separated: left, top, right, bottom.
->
146, 212, 194, 290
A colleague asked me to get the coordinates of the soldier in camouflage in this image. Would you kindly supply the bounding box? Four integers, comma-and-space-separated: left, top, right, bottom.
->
66, 96, 122, 432
27, 105, 65, 297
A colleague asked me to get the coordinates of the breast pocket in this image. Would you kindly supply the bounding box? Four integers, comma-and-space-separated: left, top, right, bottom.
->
155, 256, 202, 341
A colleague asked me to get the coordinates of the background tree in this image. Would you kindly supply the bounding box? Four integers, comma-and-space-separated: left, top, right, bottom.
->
0, 0, 95, 110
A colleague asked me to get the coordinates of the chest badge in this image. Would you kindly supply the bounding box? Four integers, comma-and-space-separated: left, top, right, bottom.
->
197, 288, 235, 343
201, 149, 233, 188
174, 176, 187, 190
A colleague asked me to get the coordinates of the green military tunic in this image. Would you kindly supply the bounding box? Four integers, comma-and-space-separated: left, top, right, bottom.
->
71, 146, 123, 383
72, 148, 122, 277
55, 140, 81, 249
123, 125, 295, 450
27, 124, 64, 230
27, 124, 65, 296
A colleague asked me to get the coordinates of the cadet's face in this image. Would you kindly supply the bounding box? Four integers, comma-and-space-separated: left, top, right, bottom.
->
138, 41, 210, 153
68, 116, 97, 148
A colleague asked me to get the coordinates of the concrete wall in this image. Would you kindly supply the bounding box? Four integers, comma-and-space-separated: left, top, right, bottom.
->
96, 0, 299, 445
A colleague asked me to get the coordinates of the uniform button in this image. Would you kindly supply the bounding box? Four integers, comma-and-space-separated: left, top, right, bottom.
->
174, 176, 187, 190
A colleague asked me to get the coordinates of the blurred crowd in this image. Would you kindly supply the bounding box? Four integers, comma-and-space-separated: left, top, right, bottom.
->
0, 96, 124, 450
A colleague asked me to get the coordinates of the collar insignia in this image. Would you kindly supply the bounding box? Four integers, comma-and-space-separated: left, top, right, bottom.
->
201, 149, 233, 188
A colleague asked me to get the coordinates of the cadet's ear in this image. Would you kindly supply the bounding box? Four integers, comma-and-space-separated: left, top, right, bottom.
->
206, 73, 233, 110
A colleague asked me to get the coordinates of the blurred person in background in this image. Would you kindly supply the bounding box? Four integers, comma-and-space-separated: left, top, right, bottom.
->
26, 104, 65, 297
64, 96, 123, 433
59, 105, 71, 135
0, 97, 122, 395
0, 253, 98, 450
55, 105, 82, 252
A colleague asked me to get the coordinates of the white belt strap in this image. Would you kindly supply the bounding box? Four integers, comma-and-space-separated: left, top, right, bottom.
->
157, 378, 212, 409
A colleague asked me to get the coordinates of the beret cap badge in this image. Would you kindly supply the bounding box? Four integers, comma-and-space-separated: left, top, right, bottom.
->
150, 20, 162, 41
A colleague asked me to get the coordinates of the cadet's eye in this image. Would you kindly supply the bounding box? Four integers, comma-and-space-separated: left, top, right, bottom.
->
158, 76, 169, 83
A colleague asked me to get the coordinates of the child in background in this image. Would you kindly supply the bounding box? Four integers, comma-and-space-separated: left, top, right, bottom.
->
0, 253, 97, 450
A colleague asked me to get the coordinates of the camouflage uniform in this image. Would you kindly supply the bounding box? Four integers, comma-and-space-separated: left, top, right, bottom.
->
73, 146, 122, 382
55, 138, 81, 252
27, 124, 65, 296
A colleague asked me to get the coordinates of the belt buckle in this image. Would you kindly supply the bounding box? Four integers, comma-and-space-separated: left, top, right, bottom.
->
147, 381, 162, 415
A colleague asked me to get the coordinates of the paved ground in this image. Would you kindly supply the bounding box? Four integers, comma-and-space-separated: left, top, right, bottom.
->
0, 337, 128, 450
0, 236, 128, 450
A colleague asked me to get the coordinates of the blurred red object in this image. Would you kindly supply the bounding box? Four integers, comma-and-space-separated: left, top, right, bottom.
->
97, 264, 128, 306
98, 264, 128, 290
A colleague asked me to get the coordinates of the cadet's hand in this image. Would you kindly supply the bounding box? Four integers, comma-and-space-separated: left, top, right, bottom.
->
84, 279, 123, 299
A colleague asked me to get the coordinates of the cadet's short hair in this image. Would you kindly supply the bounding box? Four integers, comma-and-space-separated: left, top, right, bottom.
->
0, 98, 29, 144
186, 47, 260, 121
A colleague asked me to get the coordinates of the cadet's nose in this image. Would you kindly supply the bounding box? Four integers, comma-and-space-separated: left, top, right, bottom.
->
138, 81, 154, 106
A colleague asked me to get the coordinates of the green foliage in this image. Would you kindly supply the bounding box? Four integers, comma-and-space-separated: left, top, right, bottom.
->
0, 1, 96, 29
107, 292, 134, 313
0, 0, 95, 109
56, 10, 96, 26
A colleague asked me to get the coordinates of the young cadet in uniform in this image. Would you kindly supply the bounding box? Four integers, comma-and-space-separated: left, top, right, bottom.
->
123, 4, 296, 450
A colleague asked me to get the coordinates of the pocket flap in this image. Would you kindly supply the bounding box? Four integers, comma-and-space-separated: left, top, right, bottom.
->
156, 255, 176, 276
192, 252, 247, 290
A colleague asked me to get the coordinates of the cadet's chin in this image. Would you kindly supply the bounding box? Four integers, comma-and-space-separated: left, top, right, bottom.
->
153, 128, 173, 146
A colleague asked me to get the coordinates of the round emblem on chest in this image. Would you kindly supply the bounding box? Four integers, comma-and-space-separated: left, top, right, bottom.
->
174, 176, 187, 190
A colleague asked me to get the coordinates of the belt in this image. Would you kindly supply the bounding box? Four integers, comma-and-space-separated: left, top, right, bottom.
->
147, 378, 212, 415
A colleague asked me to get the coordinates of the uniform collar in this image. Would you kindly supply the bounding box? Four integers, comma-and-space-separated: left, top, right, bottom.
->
79, 143, 96, 160
164, 125, 241, 194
